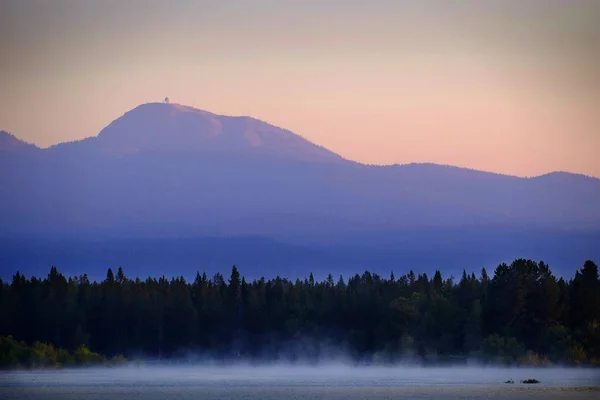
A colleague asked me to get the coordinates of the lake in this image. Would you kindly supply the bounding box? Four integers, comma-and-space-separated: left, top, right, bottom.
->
1, 365, 599, 399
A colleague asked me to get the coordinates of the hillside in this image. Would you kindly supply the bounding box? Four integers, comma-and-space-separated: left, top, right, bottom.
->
1, 102, 599, 278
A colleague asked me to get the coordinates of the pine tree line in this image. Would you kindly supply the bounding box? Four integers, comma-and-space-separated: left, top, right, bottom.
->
1, 259, 599, 367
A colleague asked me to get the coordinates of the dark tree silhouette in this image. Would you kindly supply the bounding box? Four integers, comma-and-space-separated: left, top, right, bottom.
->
1, 259, 599, 368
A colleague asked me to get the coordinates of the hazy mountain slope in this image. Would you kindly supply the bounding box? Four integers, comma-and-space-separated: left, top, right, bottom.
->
0, 131, 40, 154
2, 102, 600, 237
1, 230, 598, 281
1, 102, 599, 278
47, 103, 347, 164
4, 151, 599, 238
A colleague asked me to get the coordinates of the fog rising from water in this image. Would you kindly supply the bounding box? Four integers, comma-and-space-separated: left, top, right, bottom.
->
4, 364, 599, 388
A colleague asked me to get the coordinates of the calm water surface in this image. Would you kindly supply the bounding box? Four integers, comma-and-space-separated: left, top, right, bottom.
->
1, 365, 599, 399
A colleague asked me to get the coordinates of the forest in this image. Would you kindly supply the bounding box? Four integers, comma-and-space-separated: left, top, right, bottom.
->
1, 258, 599, 369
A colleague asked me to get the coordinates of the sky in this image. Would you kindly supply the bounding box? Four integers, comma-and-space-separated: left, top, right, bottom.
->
1, 0, 599, 178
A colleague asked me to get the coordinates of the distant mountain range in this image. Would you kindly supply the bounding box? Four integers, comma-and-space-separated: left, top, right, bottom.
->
1, 102, 599, 279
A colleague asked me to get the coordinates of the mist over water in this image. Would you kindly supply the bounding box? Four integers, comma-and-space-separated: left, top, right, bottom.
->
2, 364, 599, 400
4, 364, 598, 387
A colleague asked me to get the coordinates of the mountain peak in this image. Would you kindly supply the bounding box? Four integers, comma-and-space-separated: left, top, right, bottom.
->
90, 102, 347, 163
123, 102, 218, 118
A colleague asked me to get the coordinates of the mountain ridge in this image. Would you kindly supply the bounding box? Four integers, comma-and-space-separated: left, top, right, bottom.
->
1, 102, 599, 278
2, 102, 597, 179
1, 101, 598, 235
0, 130, 40, 153
43, 102, 349, 165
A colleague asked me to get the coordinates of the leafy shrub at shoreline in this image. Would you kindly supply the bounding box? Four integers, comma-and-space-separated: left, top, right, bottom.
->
0, 336, 120, 369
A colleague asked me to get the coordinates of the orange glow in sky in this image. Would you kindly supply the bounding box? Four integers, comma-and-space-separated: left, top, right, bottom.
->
1, 1, 599, 177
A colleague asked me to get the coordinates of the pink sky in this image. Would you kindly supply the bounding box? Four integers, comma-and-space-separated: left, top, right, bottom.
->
1, 1, 599, 177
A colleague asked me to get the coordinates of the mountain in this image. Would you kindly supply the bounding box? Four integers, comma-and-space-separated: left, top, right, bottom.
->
47, 103, 347, 164
0, 131, 40, 155
1, 102, 599, 279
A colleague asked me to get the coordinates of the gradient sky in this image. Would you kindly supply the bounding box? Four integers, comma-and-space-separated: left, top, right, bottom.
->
1, 0, 599, 177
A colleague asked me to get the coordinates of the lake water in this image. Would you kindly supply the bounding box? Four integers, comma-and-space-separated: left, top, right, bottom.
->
1, 365, 599, 399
